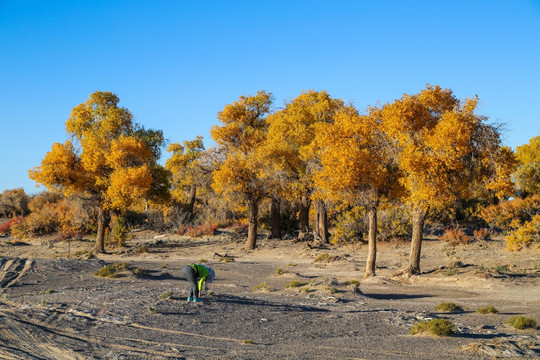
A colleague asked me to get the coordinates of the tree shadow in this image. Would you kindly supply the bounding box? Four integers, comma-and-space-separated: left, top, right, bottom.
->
362, 293, 432, 300
211, 294, 330, 312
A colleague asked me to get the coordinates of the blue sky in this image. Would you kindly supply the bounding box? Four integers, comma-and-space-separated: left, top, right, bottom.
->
1, 0, 539, 194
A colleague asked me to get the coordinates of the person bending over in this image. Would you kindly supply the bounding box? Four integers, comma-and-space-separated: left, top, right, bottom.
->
182, 263, 215, 302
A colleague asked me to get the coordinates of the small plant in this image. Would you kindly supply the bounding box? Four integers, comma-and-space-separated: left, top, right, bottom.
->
473, 228, 491, 241
438, 227, 472, 246
313, 253, 338, 263
252, 282, 271, 292
160, 271, 170, 277
343, 279, 360, 286
410, 319, 455, 336
495, 264, 509, 274
286, 280, 307, 288
160, 290, 173, 299
506, 316, 537, 330
177, 224, 219, 237
160, 262, 168, 269
241, 339, 254, 345
39, 289, 54, 295
134, 245, 148, 254
442, 268, 458, 276
477, 305, 498, 314
441, 247, 456, 258
132, 267, 148, 278
275, 268, 289, 276
94, 263, 129, 278
199, 258, 208, 263
218, 256, 234, 263
148, 306, 159, 314
287, 263, 298, 267
325, 286, 338, 294
111, 216, 130, 247
436, 302, 464, 312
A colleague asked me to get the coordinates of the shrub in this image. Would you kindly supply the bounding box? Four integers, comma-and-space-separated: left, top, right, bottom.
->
160, 290, 173, 299
505, 316, 537, 330
94, 263, 129, 278
252, 282, 270, 292
377, 205, 412, 241
313, 253, 339, 263
436, 302, 464, 312
132, 267, 148, 278
343, 279, 360, 286
275, 268, 289, 276
481, 194, 540, 231
177, 224, 218, 237
410, 319, 455, 336
477, 305, 498, 314
505, 214, 540, 251
473, 228, 491, 241
438, 227, 472, 246
285, 280, 307, 288
0, 216, 23, 236
0, 188, 29, 218
332, 206, 366, 244
111, 216, 130, 247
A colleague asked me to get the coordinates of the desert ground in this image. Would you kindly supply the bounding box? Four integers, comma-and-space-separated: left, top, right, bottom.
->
0, 230, 538, 360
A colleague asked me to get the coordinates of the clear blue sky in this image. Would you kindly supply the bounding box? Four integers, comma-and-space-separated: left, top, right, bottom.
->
1, 0, 539, 194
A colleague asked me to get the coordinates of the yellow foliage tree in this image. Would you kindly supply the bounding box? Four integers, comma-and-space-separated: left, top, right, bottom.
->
380, 85, 515, 275
315, 106, 403, 277
514, 135, 540, 196
29, 91, 160, 253
165, 135, 206, 219
263, 90, 344, 241
211, 90, 272, 250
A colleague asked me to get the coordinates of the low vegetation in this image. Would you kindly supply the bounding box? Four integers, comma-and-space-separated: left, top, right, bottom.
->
505, 316, 537, 330
436, 302, 464, 313
252, 282, 270, 292
94, 263, 130, 278
410, 319, 455, 336
477, 305, 498, 314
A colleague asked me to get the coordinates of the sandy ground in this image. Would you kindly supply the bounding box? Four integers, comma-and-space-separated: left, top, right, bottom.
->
0, 231, 539, 359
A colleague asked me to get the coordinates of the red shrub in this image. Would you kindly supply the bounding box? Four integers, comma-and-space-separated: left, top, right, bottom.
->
438, 227, 473, 246
0, 216, 23, 236
177, 224, 218, 237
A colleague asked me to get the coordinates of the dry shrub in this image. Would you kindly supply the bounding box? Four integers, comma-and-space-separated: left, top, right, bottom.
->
505, 214, 540, 251
0, 188, 29, 218
177, 224, 218, 237
477, 305, 498, 314
506, 316, 537, 330
481, 194, 540, 231
473, 228, 491, 241
438, 227, 473, 246
436, 302, 464, 312
0, 216, 23, 236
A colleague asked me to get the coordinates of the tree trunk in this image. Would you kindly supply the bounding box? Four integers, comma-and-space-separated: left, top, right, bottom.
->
364, 206, 378, 278
187, 185, 197, 220
406, 205, 428, 275
315, 200, 329, 244
270, 195, 281, 239
95, 206, 110, 254
246, 198, 259, 250
298, 195, 311, 239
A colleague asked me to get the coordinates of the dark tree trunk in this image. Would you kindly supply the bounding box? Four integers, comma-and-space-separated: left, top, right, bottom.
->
95, 206, 110, 253
246, 198, 259, 250
406, 205, 428, 275
315, 200, 329, 244
364, 206, 378, 278
270, 195, 281, 239
187, 185, 197, 220
298, 195, 311, 239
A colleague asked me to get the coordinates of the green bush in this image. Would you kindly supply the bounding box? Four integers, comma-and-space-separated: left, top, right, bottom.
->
111, 216, 130, 247
285, 280, 307, 288
410, 319, 455, 336
160, 290, 173, 299
132, 267, 148, 278
252, 282, 270, 292
331, 206, 366, 244
506, 316, 537, 330
477, 305, 498, 314
436, 302, 464, 312
94, 263, 129, 278
377, 205, 412, 241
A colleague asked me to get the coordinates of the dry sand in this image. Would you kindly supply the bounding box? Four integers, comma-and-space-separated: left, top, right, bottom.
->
0, 231, 539, 359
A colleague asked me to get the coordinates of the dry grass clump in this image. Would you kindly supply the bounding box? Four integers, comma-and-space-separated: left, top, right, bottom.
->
94, 263, 130, 278
275, 268, 289, 276
505, 316, 537, 330
477, 305, 498, 314
252, 282, 271, 292
132, 267, 148, 278
410, 319, 455, 336
285, 280, 308, 288
438, 227, 473, 246
160, 290, 173, 299
313, 253, 339, 263
343, 279, 360, 286
436, 302, 464, 312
